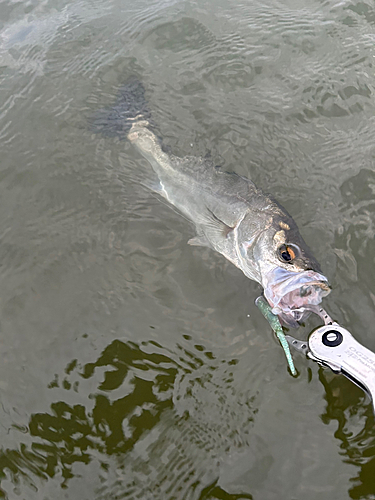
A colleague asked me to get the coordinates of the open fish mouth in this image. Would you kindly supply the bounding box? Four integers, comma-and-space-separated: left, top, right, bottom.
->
263, 269, 331, 327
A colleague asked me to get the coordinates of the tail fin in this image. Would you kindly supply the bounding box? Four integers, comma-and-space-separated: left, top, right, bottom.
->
90, 78, 152, 139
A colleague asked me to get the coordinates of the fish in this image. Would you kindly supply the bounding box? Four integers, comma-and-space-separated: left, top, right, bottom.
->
92, 80, 330, 327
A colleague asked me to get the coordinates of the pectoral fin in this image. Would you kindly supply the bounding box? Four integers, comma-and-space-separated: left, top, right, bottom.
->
188, 208, 234, 248
204, 208, 234, 237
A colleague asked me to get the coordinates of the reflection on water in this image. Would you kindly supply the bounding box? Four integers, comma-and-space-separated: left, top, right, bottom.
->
2, 337, 375, 498
1, 0, 375, 497
0, 338, 256, 499
319, 370, 375, 499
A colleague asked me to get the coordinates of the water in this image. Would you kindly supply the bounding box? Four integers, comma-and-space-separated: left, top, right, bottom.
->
0, 0, 375, 498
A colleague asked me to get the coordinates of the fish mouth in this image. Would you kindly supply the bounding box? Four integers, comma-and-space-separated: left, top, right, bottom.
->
263, 269, 331, 327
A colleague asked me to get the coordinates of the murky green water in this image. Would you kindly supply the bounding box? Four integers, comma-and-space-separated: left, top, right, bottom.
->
1, 0, 375, 498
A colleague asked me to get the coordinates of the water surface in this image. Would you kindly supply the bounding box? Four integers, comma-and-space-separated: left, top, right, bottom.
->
1, 0, 375, 498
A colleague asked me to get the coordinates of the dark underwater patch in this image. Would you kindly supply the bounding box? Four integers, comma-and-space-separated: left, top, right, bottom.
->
90, 78, 152, 139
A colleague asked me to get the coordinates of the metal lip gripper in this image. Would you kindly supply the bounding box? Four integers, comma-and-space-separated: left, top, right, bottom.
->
286, 306, 375, 413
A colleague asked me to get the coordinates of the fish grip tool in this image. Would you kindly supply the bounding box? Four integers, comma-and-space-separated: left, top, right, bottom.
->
286, 310, 375, 414
256, 297, 375, 412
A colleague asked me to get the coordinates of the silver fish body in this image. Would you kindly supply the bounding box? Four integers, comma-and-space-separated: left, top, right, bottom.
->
128, 122, 330, 326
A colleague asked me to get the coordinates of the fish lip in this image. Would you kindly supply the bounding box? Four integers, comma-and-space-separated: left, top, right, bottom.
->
263, 269, 331, 325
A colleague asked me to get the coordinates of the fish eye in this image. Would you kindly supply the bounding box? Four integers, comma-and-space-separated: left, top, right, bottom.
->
278, 244, 298, 263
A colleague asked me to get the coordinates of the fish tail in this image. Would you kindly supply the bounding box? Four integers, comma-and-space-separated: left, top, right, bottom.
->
90, 78, 153, 139
91, 79, 170, 176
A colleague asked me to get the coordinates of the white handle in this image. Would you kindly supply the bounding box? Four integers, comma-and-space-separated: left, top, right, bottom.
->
309, 324, 375, 411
